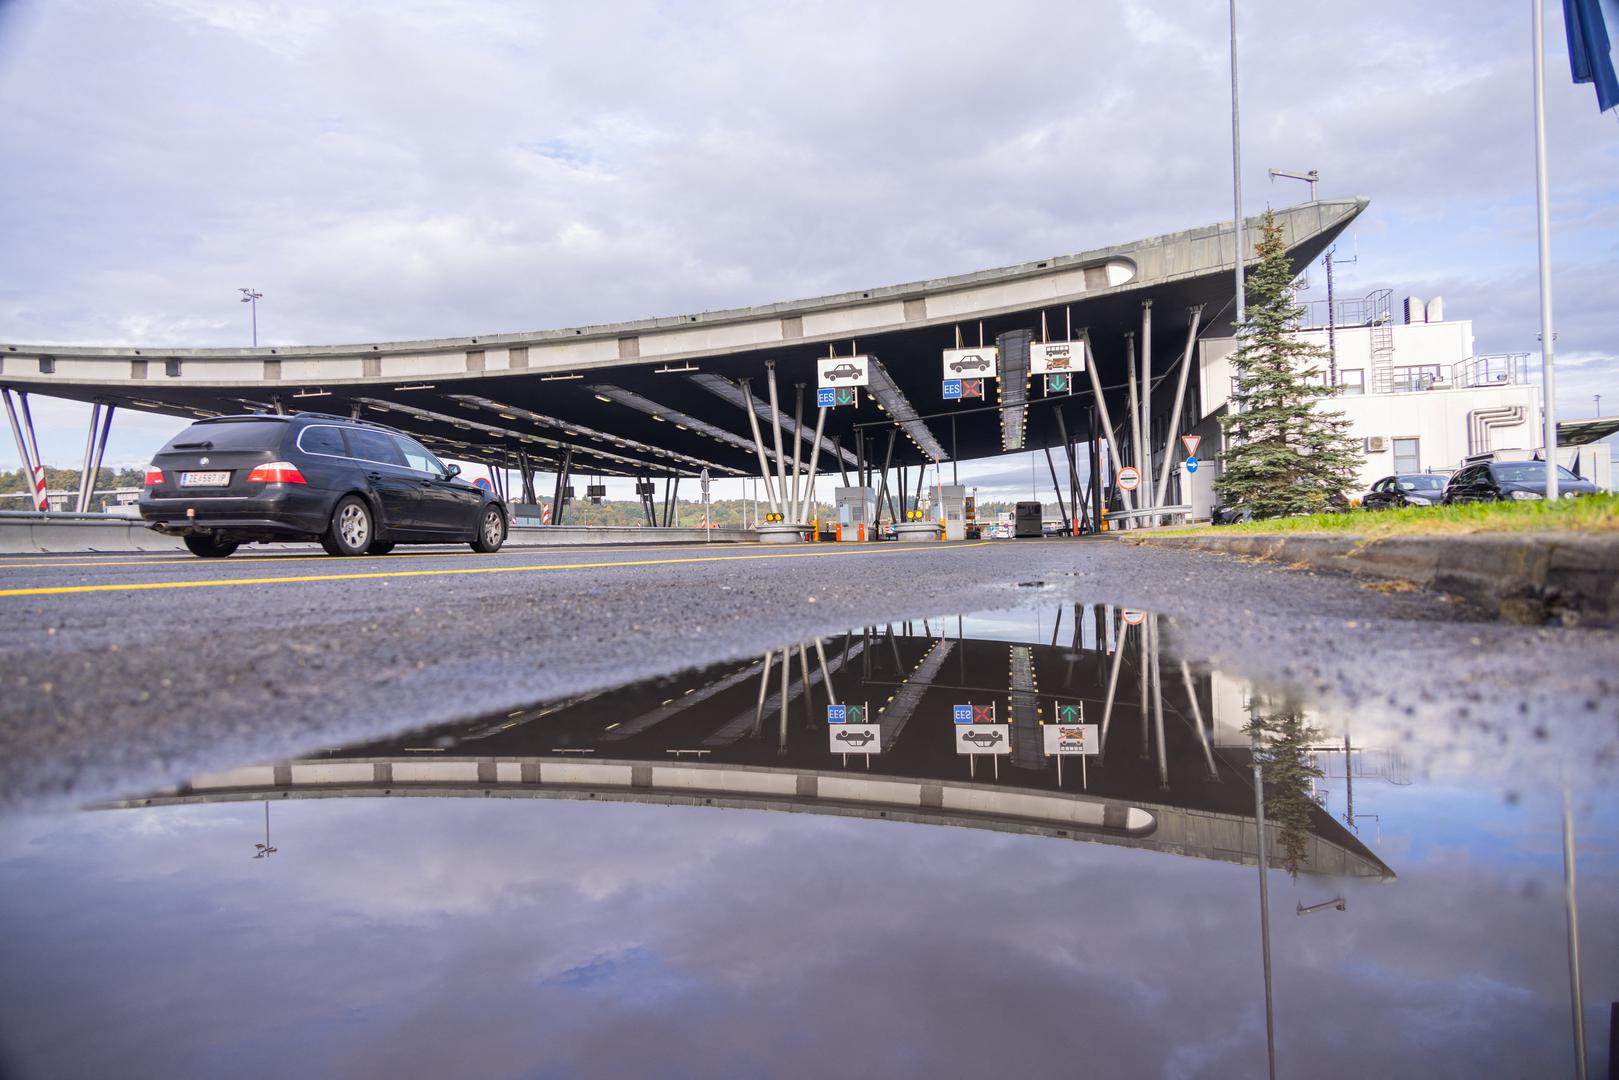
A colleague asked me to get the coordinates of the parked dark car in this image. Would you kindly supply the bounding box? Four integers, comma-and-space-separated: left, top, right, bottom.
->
139, 413, 508, 557
948, 353, 992, 373
1441, 460, 1599, 505
1362, 473, 1448, 509
823, 363, 864, 381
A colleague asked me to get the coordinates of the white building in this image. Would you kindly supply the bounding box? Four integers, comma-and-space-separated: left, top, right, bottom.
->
1176, 289, 1606, 517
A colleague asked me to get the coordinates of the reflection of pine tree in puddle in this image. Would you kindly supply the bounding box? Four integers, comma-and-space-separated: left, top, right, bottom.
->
1245, 711, 1326, 879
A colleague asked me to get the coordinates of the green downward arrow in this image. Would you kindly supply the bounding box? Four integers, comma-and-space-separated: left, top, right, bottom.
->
836, 388, 855, 406
1049, 374, 1069, 392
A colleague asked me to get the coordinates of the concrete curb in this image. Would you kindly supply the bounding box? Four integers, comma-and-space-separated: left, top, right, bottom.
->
1118, 531, 1619, 627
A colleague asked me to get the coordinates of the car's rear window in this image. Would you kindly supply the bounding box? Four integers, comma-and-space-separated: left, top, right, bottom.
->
163, 419, 288, 452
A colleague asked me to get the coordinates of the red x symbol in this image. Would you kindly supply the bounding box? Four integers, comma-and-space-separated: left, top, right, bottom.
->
973, 704, 995, 723
962, 379, 983, 399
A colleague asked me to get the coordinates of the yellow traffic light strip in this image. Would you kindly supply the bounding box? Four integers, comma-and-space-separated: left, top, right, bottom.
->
0, 542, 993, 598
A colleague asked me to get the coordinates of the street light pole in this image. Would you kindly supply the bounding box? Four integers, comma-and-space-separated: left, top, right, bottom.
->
1229, 0, 1246, 329
1531, 0, 1559, 498
239, 288, 263, 347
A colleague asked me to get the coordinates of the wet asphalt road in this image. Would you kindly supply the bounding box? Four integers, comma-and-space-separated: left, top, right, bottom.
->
2, 537, 1616, 806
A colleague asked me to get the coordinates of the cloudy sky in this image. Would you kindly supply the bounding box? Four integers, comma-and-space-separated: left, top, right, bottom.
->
0, 0, 1614, 500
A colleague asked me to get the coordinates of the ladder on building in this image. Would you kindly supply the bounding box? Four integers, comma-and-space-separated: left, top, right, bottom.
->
1367, 289, 1395, 393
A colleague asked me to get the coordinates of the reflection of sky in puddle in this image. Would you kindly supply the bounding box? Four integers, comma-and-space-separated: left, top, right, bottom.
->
0, 605, 1612, 1079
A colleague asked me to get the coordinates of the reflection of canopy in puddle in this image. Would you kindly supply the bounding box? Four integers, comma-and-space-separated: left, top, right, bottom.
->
107, 607, 1395, 881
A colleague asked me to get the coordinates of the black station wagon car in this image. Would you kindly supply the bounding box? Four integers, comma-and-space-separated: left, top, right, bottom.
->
1441, 460, 1598, 505
139, 413, 508, 557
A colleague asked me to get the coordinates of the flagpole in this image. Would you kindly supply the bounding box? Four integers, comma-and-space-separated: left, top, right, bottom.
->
1229, 0, 1246, 328
1532, 0, 1560, 497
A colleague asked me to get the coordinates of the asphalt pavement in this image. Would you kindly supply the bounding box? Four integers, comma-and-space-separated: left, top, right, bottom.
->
3, 537, 1615, 806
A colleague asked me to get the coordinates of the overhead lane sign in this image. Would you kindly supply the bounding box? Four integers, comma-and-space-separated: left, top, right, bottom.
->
817, 356, 870, 389
942, 347, 999, 380
1029, 341, 1086, 375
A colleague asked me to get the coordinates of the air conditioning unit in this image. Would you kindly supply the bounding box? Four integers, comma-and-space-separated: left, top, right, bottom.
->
1364, 435, 1390, 453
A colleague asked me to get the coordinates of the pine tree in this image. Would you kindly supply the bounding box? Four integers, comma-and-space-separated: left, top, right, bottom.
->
1216, 211, 1362, 517
1243, 710, 1326, 879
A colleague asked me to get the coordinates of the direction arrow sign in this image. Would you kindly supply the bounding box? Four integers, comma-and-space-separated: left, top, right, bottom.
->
846, 704, 868, 724
1056, 702, 1083, 724
1185, 456, 1199, 474
1182, 434, 1202, 457
1046, 372, 1071, 394
817, 387, 836, 408
836, 387, 857, 407
1116, 466, 1141, 491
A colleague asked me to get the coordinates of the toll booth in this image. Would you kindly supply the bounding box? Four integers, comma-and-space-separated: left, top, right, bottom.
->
1014, 501, 1043, 538
938, 484, 968, 541
963, 494, 979, 539
834, 486, 875, 541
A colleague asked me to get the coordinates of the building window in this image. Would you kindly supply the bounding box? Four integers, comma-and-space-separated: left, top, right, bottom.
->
39, 356, 56, 374
1339, 369, 1365, 395
165, 358, 182, 378
1392, 437, 1420, 474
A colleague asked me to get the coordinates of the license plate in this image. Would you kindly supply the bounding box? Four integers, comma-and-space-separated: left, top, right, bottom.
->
180, 471, 231, 487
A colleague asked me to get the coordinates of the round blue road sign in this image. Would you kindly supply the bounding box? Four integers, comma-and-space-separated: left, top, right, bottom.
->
1185, 457, 1199, 473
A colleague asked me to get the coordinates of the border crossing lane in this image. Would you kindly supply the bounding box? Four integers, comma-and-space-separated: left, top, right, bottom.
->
0, 541, 995, 599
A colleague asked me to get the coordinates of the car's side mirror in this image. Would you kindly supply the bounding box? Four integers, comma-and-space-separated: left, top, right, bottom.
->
444, 463, 461, 479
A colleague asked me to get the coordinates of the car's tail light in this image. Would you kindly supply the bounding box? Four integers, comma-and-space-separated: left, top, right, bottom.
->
246, 461, 307, 484
143, 468, 164, 486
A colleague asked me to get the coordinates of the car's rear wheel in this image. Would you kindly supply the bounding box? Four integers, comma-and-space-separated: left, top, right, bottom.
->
326, 496, 372, 556
471, 505, 506, 553
184, 534, 238, 558
367, 541, 395, 555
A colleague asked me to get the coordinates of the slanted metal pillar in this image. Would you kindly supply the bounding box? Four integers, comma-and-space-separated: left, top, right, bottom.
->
1180, 660, 1220, 781
1140, 300, 1155, 510
1054, 406, 1080, 535
1080, 332, 1133, 515
788, 384, 805, 520
1154, 305, 1206, 512
550, 448, 573, 526
1124, 331, 1142, 479
76, 403, 103, 512
798, 402, 827, 522
832, 435, 850, 488
1099, 611, 1128, 759
1088, 405, 1103, 532
871, 428, 897, 534
765, 362, 788, 515
1150, 617, 1168, 789
752, 650, 776, 737
85, 405, 115, 513
1043, 446, 1069, 530
3, 389, 49, 511
737, 379, 780, 516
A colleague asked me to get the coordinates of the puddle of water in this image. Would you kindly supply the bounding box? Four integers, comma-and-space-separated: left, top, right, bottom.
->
0, 605, 1612, 1078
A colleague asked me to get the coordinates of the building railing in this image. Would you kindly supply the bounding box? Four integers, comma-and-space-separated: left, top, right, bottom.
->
1298, 288, 1394, 331
1451, 352, 1530, 388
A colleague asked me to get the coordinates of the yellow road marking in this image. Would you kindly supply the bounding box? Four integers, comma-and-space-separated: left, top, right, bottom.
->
0, 543, 719, 572
0, 542, 992, 598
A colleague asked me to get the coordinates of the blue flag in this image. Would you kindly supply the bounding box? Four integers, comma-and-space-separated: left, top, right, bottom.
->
1565, 0, 1619, 111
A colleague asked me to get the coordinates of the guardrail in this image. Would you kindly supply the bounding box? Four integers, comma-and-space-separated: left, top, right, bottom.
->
1108, 505, 1192, 530
0, 510, 184, 554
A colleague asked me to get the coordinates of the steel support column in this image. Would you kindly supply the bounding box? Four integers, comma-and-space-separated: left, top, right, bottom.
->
86, 404, 115, 513
1140, 300, 1154, 510
3, 389, 45, 511
788, 384, 805, 519
550, 448, 573, 526
76, 403, 103, 512
798, 402, 828, 522
1043, 446, 1069, 531
737, 379, 780, 515
1154, 305, 1206, 512
1124, 331, 1142, 478
765, 362, 788, 513
18, 392, 49, 511
1080, 332, 1133, 514
871, 428, 897, 534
